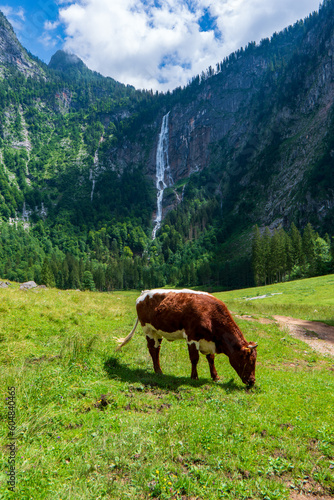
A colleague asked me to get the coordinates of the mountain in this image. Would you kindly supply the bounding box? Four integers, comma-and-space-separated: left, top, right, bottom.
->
49, 50, 88, 73
116, 6, 334, 233
48, 49, 120, 85
0, 11, 45, 78
0, 3, 334, 291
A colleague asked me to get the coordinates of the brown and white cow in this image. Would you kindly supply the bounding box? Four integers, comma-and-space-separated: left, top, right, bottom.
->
116, 289, 258, 386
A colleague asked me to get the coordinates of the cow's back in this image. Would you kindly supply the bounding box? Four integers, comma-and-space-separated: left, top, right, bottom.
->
136, 289, 233, 340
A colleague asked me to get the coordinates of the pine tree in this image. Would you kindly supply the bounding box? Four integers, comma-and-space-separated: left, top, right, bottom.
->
252, 225, 265, 285
41, 258, 56, 287
82, 270, 96, 291
290, 223, 304, 267
263, 227, 272, 284
302, 223, 316, 274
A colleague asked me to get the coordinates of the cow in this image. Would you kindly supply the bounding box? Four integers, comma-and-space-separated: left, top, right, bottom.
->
116, 289, 258, 386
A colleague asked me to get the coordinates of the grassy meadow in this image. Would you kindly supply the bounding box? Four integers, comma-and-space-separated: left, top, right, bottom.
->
0, 276, 333, 499
216, 274, 334, 326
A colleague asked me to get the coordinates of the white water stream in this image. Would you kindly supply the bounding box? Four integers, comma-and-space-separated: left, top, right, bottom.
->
152, 112, 172, 239
90, 134, 104, 202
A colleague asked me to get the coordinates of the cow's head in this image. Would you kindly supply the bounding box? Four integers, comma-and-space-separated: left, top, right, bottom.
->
229, 342, 258, 386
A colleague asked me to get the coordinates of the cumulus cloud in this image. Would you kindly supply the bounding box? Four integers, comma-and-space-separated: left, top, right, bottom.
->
57, 0, 320, 90
39, 31, 59, 48
44, 20, 60, 31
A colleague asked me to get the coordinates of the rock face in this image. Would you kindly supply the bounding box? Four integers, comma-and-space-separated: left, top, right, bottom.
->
166, 54, 269, 184
0, 11, 44, 78
1, 5, 334, 237
107, 6, 334, 230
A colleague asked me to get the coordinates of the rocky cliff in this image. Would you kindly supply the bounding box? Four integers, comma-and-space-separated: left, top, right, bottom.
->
122, 4, 334, 232
1, 3, 334, 241
0, 11, 45, 78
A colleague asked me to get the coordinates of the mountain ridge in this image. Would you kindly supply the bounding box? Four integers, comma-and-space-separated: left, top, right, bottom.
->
0, 4, 333, 290
0, 10, 46, 79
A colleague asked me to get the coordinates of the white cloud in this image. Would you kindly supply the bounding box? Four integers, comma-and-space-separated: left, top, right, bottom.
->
58, 0, 320, 91
44, 20, 60, 31
39, 32, 59, 48
16, 7, 25, 21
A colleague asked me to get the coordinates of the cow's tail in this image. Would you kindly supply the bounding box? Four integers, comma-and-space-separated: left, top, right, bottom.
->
115, 317, 139, 352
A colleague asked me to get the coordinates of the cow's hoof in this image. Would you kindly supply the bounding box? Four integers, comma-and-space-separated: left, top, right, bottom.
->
212, 376, 220, 382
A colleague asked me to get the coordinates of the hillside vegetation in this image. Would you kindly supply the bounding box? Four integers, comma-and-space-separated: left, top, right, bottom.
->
1, 3, 334, 291
0, 277, 333, 499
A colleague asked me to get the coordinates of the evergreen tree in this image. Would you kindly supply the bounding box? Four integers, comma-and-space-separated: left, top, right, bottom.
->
252, 225, 265, 285
302, 223, 316, 274
41, 258, 56, 287
290, 223, 304, 266
263, 227, 272, 284
82, 270, 96, 291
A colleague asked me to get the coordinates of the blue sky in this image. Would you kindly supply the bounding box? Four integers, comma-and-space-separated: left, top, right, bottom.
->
1, 0, 321, 90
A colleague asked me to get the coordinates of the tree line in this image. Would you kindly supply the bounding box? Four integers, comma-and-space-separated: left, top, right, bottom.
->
1, 220, 333, 292
252, 223, 333, 286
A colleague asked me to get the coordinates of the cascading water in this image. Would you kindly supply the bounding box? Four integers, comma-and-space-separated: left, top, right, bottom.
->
90, 134, 104, 202
152, 112, 172, 239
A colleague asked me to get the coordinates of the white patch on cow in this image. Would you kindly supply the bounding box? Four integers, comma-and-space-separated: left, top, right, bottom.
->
145, 329, 161, 348
187, 339, 200, 350
143, 323, 186, 347
136, 288, 211, 304
199, 339, 216, 355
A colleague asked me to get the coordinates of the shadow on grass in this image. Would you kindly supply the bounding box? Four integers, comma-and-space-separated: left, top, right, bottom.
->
103, 356, 247, 393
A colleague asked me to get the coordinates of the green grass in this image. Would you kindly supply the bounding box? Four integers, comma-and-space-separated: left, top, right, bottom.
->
216, 273, 334, 326
0, 278, 333, 499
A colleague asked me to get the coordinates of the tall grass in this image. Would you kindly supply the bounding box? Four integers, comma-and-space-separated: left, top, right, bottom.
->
0, 278, 333, 499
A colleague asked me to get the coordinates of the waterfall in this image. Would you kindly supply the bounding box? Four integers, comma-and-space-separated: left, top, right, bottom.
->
89, 169, 96, 202
152, 112, 172, 239
90, 134, 104, 202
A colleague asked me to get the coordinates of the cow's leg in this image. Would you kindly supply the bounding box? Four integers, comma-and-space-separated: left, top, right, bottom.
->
146, 335, 163, 374
187, 342, 200, 379
206, 354, 220, 381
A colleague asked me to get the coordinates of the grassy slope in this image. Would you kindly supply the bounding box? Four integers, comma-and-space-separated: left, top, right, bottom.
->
0, 277, 333, 499
217, 274, 334, 326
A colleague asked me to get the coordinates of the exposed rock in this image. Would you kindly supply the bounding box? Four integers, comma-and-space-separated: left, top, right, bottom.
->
102, 7, 334, 230
1, 6, 334, 241
19, 281, 38, 290
0, 11, 45, 78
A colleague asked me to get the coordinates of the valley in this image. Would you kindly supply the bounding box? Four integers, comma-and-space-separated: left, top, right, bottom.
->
1, 4, 334, 291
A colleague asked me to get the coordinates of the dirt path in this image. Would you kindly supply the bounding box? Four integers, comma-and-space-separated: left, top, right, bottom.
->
235, 314, 334, 357
273, 315, 334, 357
